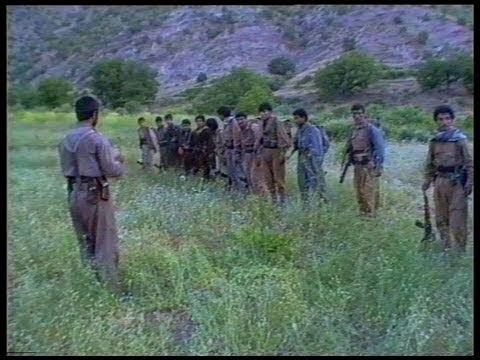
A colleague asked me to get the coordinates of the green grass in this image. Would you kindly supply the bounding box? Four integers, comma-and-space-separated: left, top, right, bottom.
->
8, 112, 473, 355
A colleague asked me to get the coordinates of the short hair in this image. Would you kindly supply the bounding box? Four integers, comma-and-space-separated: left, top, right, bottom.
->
165, 113, 173, 120
181, 119, 191, 125
292, 108, 308, 120
217, 106, 231, 118
195, 115, 206, 122
433, 105, 455, 121
351, 103, 365, 113
235, 112, 247, 119
155, 116, 163, 122
75, 96, 99, 121
137, 117, 145, 124
258, 102, 272, 112
206, 117, 218, 131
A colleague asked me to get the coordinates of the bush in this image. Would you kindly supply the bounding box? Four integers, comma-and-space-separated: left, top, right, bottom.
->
196, 72, 207, 83
393, 16, 403, 24
342, 37, 356, 52
91, 59, 158, 109
417, 31, 429, 45
192, 68, 273, 114
37, 78, 75, 109
12, 85, 41, 109
322, 118, 353, 141
267, 57, 296, 76
206, 28, 222, 40
267, 76, 286, 91
314, 51, 380, 98
417, 54, 472, 91
236, 85, 275, 115
124, 100, 142, 114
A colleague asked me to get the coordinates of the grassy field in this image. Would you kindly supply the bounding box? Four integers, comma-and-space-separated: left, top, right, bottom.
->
8, 111, 473, 355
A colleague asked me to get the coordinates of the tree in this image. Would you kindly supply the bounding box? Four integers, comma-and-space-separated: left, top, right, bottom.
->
91, 59, 158, 109
193, 68, 273, 114
12, 84, 40, 109
267, 57, 296, 76
236, 85, 275, 114
314, 51, 380, 98
417, 54, 473, 91
37, 78, 75, 109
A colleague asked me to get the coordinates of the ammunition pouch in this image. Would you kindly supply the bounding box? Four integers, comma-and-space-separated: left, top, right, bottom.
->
351, 151, 370, 165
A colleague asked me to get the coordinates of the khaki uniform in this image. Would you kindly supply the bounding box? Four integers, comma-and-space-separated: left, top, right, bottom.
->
222, 116, 247, 191
164, 124, 181, 168
257, 115, 292, 202
239, 120, 257, 192
156, 125, 168, 169
424, 128, 473, 251
138, 126, 158, 169
194, 125, 215, 180
59, 123, 125, 287
346, 123, 385, 217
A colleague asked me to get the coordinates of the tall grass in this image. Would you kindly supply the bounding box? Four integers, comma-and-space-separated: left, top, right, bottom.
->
8, 112, 473, 355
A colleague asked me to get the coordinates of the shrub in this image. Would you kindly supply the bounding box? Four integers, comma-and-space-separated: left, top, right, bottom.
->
342, 37, 356, 52
91, 59, 158, 109
393, 16, 403, 24
417, 54, 472, 91
124, 100, 142, 114
267, 76, 286, 91
236, 85, 275, 114
322, 118, 353, 141
37, 78, 75, 109
196, 72, 207, 83
417, 31, 429, 45
192, 68, 273, 114
314, 51, 380, 98
12, 84, 41, 109
267, 57, 296, 76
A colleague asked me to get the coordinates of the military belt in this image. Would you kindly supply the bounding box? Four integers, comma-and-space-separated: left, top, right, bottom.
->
436, 166, 457, 173
67, 176, 97, 183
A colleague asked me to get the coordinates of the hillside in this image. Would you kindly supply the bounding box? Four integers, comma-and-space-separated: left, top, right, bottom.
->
7, 5, 473, 109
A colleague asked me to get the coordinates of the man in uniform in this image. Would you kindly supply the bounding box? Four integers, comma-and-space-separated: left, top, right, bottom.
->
164, 113, 181, 168
217, 106, 247, 192
256, 102, 292, 204
236, 112, 255, 192
422, 105, 473, 253
155, 116, 168, 170
291, 108, 328, 205
206, 117, 226, 180
58, 96, 125, 289
178, 119, 196, 176
137, 117, 159, 170
343, 103, 385, 217
194, 115, 215, 181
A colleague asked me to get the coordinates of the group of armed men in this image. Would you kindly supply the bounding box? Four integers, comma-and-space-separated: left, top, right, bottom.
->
59, 96, 473, 291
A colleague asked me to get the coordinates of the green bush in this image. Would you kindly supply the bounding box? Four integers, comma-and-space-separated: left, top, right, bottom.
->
192, 68, 273, 114
267, 76, 286, 91
37, 78, 75, 109
91, 59, 158, 109
267, 57, 296, 76
236, 85, 275, 115
417, 31, 429, 45
124, 100, 142, 114
322, 118, 353, 141
314, 51, 380, 98
417, 54, 472, 91
12, 84, 41, 109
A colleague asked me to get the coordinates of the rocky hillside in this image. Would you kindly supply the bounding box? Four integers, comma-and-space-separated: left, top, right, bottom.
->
8, 5, 473, 101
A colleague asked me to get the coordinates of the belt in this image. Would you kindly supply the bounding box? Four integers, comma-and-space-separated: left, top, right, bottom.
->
72, 182, 98, 191
67, 176, 97, 183
436, 166, 457, 173
263, 145, 278, 149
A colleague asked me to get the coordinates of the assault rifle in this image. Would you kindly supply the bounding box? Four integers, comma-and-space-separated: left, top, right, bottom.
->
339, 149, 352, 184
414, 190, 435, 243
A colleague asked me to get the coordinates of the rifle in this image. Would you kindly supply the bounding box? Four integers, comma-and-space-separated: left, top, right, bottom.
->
339, 149, 352, 184
414, 190, 435, 243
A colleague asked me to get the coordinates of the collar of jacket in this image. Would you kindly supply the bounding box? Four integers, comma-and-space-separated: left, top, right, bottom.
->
432, 127, 467, 142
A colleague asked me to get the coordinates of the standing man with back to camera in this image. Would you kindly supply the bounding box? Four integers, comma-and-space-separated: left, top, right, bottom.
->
59, 96, 126, 290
